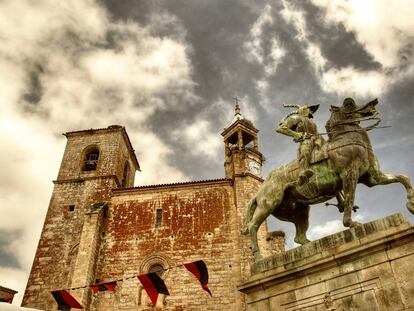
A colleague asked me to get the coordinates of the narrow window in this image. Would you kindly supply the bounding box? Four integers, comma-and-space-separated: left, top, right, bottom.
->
155, 209, 163, 227
83, 147, 99, 171
68, 205, 75, 212
121, 161, 130, 187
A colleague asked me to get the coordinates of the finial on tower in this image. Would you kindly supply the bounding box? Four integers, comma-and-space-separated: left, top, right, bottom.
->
233, 96, 243, 120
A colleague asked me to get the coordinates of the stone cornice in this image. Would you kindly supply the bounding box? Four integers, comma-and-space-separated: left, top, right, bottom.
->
53, 174, 121, 187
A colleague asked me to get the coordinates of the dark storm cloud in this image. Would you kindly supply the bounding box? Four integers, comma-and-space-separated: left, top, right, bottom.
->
101, 0, 325, 178
100, 1, 414, 239
102, 0, 271, 178
0, 230, 21, 269
22, 64, 44, 105
298, 1, 382, 71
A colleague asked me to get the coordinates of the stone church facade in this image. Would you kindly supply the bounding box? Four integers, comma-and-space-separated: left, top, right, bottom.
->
22, 108, 285, 310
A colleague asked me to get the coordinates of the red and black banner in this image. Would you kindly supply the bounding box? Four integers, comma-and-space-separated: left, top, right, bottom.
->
0, 295, 13, 303
90, 281, 117, 292
184, 260, 211, 296
137, 272, 170, 305
51, 290, 83, 309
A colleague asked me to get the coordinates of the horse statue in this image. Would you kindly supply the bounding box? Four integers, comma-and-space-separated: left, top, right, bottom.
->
242, 98, 414, 261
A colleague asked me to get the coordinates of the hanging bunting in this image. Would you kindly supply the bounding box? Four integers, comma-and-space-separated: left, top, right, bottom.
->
90, 281, 117, 292
0, 295, 13, 303
52, 258, 213, 306
184, 260, 212, 296
137, 272, 170, 306
51, 290, 83, 309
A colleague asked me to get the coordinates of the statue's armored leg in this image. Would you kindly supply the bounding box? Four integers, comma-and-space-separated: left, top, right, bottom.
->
293, 204, 311, 245
298, 142, 314, 185
363, 168, 414, 214
341, 169, 361, 228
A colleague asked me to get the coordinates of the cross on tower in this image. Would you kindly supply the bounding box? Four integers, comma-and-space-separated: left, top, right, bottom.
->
233, 96, 240, 106
233, 96, 241, 117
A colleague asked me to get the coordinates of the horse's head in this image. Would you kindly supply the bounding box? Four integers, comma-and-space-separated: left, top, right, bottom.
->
326, 98, 379, 137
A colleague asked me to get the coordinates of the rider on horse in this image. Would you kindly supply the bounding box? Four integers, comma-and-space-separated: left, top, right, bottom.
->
276, 104, 323, 185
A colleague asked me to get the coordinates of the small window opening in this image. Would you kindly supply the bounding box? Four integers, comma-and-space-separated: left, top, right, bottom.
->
148, 264, 164, 277
155, 209, 163, 227
69, 205, 75, 212
121, 161, 130, 187
83, 147, 99, 171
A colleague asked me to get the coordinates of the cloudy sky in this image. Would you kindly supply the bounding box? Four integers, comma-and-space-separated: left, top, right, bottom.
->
1, 0, 414, 305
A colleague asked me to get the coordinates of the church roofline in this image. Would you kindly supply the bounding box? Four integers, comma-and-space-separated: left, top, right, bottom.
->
112, 178, 233, 194
63, 125, 140, 171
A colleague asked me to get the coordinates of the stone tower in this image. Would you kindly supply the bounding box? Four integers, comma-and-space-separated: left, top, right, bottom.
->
221, 104, 279, 282
22, 125, 139, 309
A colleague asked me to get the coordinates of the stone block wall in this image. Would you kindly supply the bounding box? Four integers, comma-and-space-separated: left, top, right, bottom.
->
91, 180, 242, 311
22, 178, 116, 309
239, 213, 414, 311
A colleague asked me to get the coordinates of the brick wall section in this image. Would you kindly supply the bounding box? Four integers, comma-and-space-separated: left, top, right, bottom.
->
91, 182, 242, 311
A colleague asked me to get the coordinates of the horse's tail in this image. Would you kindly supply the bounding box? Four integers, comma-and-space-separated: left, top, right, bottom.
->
241, 197, 257, 235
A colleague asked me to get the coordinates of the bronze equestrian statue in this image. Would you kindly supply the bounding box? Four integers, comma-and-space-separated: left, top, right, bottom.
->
242, 98, 414, 261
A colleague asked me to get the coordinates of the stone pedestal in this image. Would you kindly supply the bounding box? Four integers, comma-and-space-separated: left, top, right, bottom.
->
238, 213, 414, 310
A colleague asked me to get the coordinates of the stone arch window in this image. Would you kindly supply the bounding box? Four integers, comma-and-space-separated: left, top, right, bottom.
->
83, 145, 100, 171
121, 161, 130, 187
148, 263, 165, 277
138, 255, 170, 306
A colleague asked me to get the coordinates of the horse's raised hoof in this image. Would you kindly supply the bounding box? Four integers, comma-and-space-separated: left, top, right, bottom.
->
294, 236, 311, 245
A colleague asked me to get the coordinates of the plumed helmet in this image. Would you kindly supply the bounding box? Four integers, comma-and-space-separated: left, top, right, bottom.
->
283, 103, 319, 118
298, 104, 319, 118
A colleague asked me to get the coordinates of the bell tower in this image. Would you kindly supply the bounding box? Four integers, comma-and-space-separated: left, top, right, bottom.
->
222, 103, 264, 180
222, 101, 279, 286
23, 125, 140, 309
